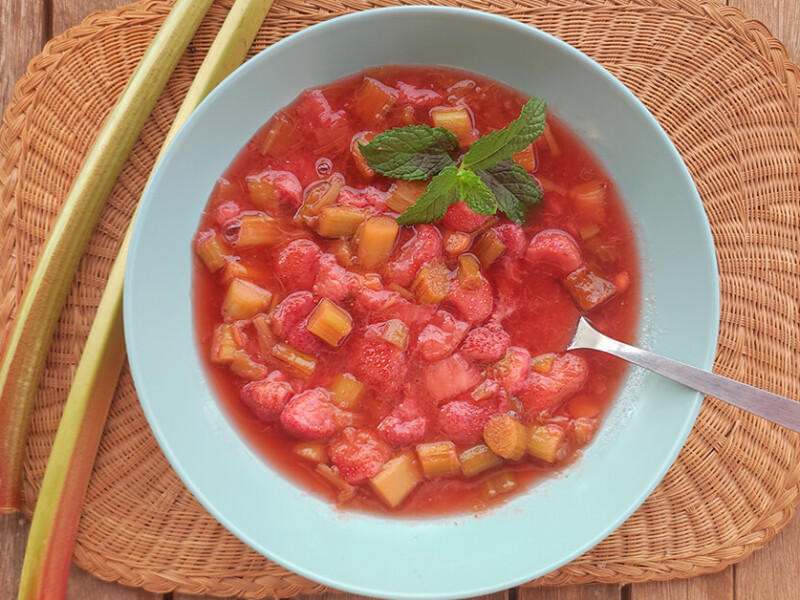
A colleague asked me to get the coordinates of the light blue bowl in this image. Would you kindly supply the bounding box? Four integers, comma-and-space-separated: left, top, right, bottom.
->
124, 7, 719, 599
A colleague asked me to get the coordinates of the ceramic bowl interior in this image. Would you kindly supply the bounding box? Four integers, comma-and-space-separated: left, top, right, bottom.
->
124, 7, 719, 599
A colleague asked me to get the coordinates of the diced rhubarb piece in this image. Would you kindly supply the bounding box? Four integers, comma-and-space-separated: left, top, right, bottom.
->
571, 417, 599, 445
537, 176, 567, 196
230, 351, 269, 381
493, 224, 527, 260
445, 79, 476, 103
443, 231, 471, 257
280, 388, 340, 440
313, 254, 353, 303
541, 123, 561, 156
356, 216, 399, 269
386, 180, 427, 214
460, 322, 511, 363
221, 260, 268, 285
384, 224, 443, 287
431, 107, 473, 144
369, 450, 422, 508
210, 324, 238, 364
527, 424, 566, 463
293, 442, 328, 463
422, 354, 482, 406
416, 441, 460, 478
412, 260, 450, 304
377, 397, 429, 447
396, 81, 442, 107
563, 266, 617, 311
259, 111, 296, 156
472, 229, 506, 268
352, 331, 407, 394
222, 279, 272, 321
457, 254, 483, 290
459, 444, 503, 477
330, 238, 354, 268
519, 353, 589, 420
375, 319, 409, 350
416, 310, 469, 362
271, 342, 317, 379
298, 174, 344, 221
329, 373, 365, 410
436, 398, 494, 445
483, 414, 527, 461
571, 179, 608, 223
316, 463, 355, 501
306, 298, 353, 347
351, 132, 376, 179
240, 374, 293, 422
512, 144, 536, 171
316, 206, 370, 238
275, 239, 321, 291
531, 353, 556, 374
246, 170, 302, 214
328, 427, 392, 484
579, 224, 600, 240
564, 393, 603, 419
526, 229, 583, 278
231, 213, 280, 248
446, 276, 493, 323
441, 202, 488, 233
195, 232, 231, 272
487, 347, 531, 394
388, 283, 414, 302
482, 471, 517, 501
352, 77, 398, 124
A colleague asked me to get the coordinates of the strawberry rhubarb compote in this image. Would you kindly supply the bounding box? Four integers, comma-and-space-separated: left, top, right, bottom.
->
193, 66, 639, 515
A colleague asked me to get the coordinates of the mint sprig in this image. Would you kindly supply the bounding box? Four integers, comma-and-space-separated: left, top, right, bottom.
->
360, 96, 546, 225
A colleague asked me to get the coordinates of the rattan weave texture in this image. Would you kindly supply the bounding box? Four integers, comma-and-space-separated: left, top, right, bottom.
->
1, 0, 799, 597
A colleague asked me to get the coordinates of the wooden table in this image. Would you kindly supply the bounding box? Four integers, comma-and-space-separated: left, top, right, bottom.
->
1, 1, 799, 599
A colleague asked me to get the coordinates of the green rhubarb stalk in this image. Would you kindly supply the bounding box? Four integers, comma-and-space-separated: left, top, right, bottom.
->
0, 0, 215, 513
17, 1, 275, 597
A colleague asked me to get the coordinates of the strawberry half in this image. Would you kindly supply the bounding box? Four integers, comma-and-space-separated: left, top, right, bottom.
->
328, 427, 392, 484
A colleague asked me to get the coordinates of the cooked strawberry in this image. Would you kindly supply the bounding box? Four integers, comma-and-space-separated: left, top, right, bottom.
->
337, 186, 388, 212
313, 253, 353, 302
493, 223, 527, 259
519, 352, 589, 420
287, 318, 327, 355
280, 388, 341, 440
377, 397, 429, 447
441, 202, 489, 233
352, 329, 407, 394
421, 353, 482, 406
396, 82, 443, 107
526, 229, 583, 278
460, 322, 511, 363
353, 288, 435, 328
416, 310, 469, 362
213, 200, 241, 227
384, 224, 443, 287
486, 346, 531, 394
446, 276, 493, 323
436, 398, 495, 445
328, 427, 392, 483
296, 89, 351, 154
275, 239, 321, 291
240, 374, 294, 422
271, 292, 315, 339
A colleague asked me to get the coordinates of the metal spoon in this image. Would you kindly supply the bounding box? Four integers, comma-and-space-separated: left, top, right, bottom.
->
568, 316, 800, 433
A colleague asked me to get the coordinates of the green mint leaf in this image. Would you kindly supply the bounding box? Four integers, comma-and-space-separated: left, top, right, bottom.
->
456, 169, 498, 216
477, 159, 543, 224
360, 125, 459, 180
396, 166, 460, 224
461, 97, 546, 172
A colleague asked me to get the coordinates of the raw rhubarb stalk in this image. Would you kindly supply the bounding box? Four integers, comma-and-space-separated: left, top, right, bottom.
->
16, 1, 275, 597
0, 0, 214, 514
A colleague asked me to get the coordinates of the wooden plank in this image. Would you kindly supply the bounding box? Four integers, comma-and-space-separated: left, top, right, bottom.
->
51, 0, 132, 38
0, 514, 29, 597
519, 584, 621, 599
175, 592, 511, 600
729, 0, 800, 63
0, 0, 47, 118
734, 510, 800, 600
628, 569, 733, 600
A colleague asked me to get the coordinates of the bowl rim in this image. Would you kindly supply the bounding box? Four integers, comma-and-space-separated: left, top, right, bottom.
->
124, 6, 720, 599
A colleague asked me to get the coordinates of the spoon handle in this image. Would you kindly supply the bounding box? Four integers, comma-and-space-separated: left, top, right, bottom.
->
589, 331, 800, 433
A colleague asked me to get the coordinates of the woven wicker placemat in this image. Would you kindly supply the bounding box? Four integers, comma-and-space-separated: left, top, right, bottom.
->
1, 0, 799, 596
